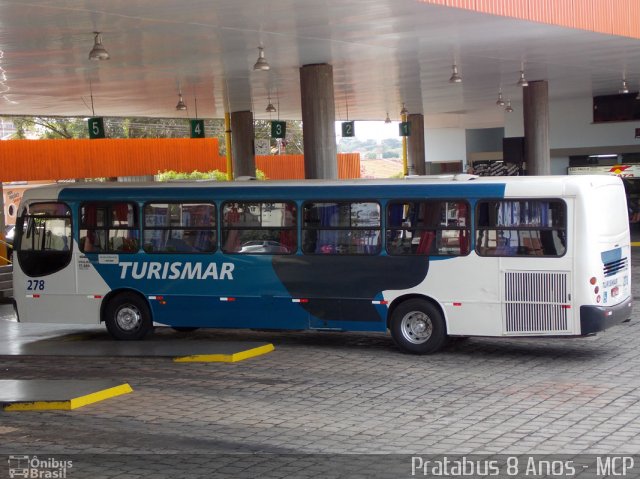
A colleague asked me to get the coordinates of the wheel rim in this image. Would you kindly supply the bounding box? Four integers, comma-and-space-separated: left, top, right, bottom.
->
115, 304, 142, 332
400, 310, 433, 344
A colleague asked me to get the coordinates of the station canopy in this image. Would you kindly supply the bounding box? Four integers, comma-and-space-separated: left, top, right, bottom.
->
0, 0, 639, 129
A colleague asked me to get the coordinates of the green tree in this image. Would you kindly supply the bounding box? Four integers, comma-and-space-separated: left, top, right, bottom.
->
12, 117, 89, 139
156, 169, 266, 181
254, 119, 303, 154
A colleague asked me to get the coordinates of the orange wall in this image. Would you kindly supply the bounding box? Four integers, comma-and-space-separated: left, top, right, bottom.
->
257, 153, 361, 180
0, 138, 223, 181
0, 139, 359, 182
422, 0, 640, 39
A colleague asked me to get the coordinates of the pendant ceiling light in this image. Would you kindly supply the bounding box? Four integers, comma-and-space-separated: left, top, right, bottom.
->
400, 103, 408, 116
448, 64, 462, 83
496, 90, 505, 107
505, 99, 513, 113
89, 32, 110, 61
253, 46, 270, 71
517, 70, 528, 87
175, 92, 187, 111
265, 101, 276, 113
384, 112, 392, 123
620, 79, 630, 94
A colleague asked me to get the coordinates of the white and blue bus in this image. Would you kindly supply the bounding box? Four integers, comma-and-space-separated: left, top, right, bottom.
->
12, 175, 632, 354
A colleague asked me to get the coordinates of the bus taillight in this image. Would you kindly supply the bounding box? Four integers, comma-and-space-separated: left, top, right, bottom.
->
589, 277, 597, 285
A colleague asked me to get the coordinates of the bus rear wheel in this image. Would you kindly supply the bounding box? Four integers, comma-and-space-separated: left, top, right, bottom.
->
390, 299, 447, 354
104, 292, 153, 340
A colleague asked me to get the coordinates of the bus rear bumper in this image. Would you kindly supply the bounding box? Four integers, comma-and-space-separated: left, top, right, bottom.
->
580, 298, 632, 335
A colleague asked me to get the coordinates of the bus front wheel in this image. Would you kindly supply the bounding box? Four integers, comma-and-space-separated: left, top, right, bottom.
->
390, 299, 447, 354
104, 292, 153, 340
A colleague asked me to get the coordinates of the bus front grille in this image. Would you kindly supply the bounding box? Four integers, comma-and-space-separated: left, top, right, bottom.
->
503, 271, 570, 333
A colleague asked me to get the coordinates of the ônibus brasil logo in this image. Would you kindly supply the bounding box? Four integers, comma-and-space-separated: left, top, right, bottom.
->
8, 455, 73, 478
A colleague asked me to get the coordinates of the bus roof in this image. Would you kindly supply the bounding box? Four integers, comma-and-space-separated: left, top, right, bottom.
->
18, 174, 623, 203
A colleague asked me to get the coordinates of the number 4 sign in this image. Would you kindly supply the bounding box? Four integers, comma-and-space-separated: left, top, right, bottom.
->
190, 119, 205, 138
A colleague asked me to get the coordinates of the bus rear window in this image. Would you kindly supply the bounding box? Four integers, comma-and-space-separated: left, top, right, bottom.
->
476, 199, 566, 257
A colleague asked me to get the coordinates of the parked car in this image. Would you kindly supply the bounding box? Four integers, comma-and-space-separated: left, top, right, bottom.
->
238, 240, 289, 254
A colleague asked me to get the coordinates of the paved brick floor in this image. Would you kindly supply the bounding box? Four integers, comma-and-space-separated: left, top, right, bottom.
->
1, 257, 640, 478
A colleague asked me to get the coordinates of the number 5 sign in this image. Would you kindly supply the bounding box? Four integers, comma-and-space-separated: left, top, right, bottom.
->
88, 117, 106, 139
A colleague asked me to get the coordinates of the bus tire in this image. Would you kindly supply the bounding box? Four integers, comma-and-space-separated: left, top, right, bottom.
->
390, 299, 447, 354
104, 292, 153, 340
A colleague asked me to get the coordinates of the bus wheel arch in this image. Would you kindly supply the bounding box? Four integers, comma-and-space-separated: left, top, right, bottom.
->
387, 295, 448, 354
101, 289, 153, 340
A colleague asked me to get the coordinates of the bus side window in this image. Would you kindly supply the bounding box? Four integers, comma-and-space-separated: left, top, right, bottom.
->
302, 201, 380, 255
80, 202, 139, 253
221, 201, 296, 254
475, 200, 566, 257
386, 200, 469, 256
143, 202, 217, 254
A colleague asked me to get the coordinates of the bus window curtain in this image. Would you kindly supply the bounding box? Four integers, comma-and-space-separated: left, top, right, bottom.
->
113, 203, 130, 226
388, 204, 403, 227
83, 204, 98, 251
279, 204, 296, 252
458, 202, 469, 255
223, 205, 241, 252
415, 202, 440, 255
317, 205, 339, 253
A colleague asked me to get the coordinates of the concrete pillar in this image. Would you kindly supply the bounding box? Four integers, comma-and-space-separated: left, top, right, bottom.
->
407, 113, 426, 175
230, 110, 256, 178
523, 80, 550, 175
299, 63, 337, 179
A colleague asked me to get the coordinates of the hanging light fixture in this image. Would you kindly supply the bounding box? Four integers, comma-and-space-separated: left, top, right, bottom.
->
265, 99, 276, 113
517, 70, 528, 87
505, 99, 513, 113
620, 79, 630, 94
89, 32, 110, 61
175, 92, 187, 111
448, 64, 462, 83
400, 103, 408, 116
384, 112, 392, 123
496, 89, 505, 107
253, 46, 270, 71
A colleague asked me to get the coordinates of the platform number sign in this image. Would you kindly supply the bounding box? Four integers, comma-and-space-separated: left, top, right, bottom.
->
88, 117, 105, 139
341, 121, 355, 138
190, 119, 205, 138
271, 121, 286, 139
399, 121, 411, 137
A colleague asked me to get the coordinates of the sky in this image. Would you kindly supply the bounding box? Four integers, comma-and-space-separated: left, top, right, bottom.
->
335, 120, 400, 141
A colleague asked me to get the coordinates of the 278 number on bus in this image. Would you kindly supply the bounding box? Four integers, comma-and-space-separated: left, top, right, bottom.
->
26, 280, 45, 291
